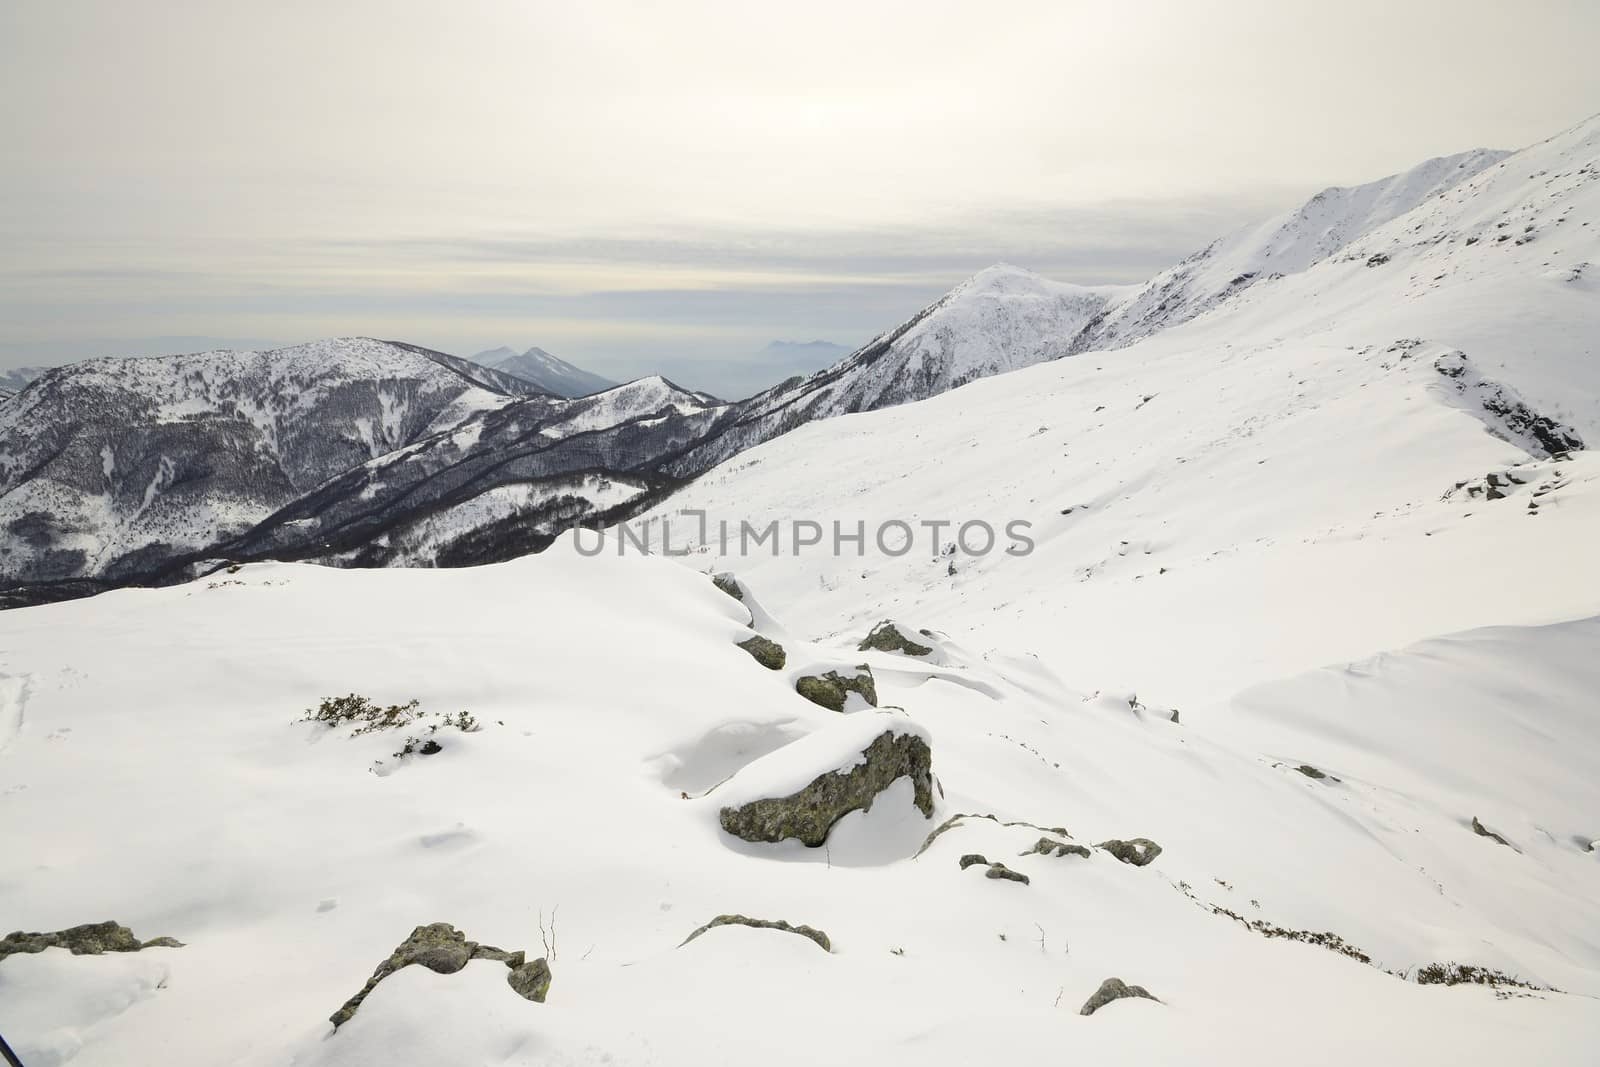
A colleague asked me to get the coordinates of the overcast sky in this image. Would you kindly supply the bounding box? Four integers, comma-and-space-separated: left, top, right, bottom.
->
3, 0, 1597, 395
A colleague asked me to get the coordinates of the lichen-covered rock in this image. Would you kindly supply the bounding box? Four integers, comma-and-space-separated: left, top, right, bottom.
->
330, 922, 549, 1028
794, 666, 878, 711
857, 621, 932, 657
1079, 977, 1160, 1015
507, 958, 553, 1002
1026, 837, 1090, 859
712, 573, 743, 601
1097, 838, 1162, 866
983, 862, 1029, 885
680, 914, 832, 953
0, 921, 184, 961
737, 635, 787, 671
718, 729, 933, 847
958, 853, 989, 869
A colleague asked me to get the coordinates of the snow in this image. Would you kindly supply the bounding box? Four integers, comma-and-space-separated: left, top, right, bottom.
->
4, 118, 1600, 1066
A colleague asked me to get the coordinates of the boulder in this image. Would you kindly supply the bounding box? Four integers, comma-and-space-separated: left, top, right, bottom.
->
1025, 837, 1090, 859
795, 666, 878, 711
857, 621, 933, 657
330, 922, 549, 1028
983, 863, 1029, 885
719, 729, 933, 847
507, 958, 553, 1002
958, 853, 989, 869
0, 921, 183, 962
680, 914, 831, 953
1097, 838, 1162, 866
1079, 977, 1160, 1016
737, 635, 787, 671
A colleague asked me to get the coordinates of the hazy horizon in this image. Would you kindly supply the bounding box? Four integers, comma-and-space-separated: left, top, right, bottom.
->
5, 0, 1598, 395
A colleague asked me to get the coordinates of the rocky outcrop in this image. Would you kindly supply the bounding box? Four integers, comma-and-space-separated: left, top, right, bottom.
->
737, 635, 787, 671
1025, 837, 1090, 859
857, 621, 932, 657
958, 853, 989, 870
983, 863, 1029, 885
719, 729, 933, 847
712, 573, 744, 601
680, 914, 832, 953
1097, 838, 1162, 866
0, 921, 183, 961
1079, 977, 1160, 1016
330, 922, 550, 1028
913, 812, 1071, 857
1471, 816, 1515, 849
795, 666, 878, 711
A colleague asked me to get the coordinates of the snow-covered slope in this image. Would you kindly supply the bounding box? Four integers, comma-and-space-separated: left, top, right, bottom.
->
638, 114, 1600, 705
1070, 148, 1511, 352
0, 339, 525, 589
4, 116, 1600, 1067
668, 265, 1131, 476
1, 545, 1596, 1066
471, 345, 618, 398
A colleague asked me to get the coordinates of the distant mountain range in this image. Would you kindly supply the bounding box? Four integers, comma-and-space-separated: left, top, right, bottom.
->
3, 120, 1590, 608
469, 345, 618, 398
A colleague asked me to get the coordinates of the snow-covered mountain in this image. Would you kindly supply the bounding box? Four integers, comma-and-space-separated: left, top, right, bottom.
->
666, 266, 1131, 476
217, 375, 732, 570
1068, 147, 1512, 353
470, 345, 618, 398
640, 113, 1600, 702
0, 364, 48, 395
0, 338, 532, 590
5, 115, 1600, 1067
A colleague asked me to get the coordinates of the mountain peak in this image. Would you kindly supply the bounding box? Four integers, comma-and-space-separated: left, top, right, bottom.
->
469, 345, 618, 398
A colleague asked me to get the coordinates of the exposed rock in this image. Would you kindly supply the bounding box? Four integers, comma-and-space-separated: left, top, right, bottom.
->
794, 666, 878, 711
712, 573, 744, 601
1097, 838, 1162, 866
1471, 816, 1514, 849
737, 634, 787, 671
507, 958, 553, 1002
983, 863, 1029, 885
719, 729, 933, 847
330, 922, 549, 1028
958, 853, 989, 869
680, 914, 832, 953
1025, 837, 1091, 859
1079, 977, 1160, 1016
0, 921, 184, 961
1295, 764, 1327, 780
913, 812, 1071, 857
857, 621, 932, 657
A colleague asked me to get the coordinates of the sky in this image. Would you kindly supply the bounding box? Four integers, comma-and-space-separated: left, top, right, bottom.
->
3, 0, 1598, 397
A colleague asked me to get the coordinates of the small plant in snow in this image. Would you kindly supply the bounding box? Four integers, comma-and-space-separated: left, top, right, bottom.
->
301, 694, 483, 761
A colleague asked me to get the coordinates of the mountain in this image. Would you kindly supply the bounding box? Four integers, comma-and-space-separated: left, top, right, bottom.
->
665, 266, 1131, 476
470, 345, 618, 397
639, 114, 1600, 703
214, 375, 732, 570
7, 116, 1600, 1067
1068, 147, 1511, 353
0, 364, 48, 394
0, 338, 529, 589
